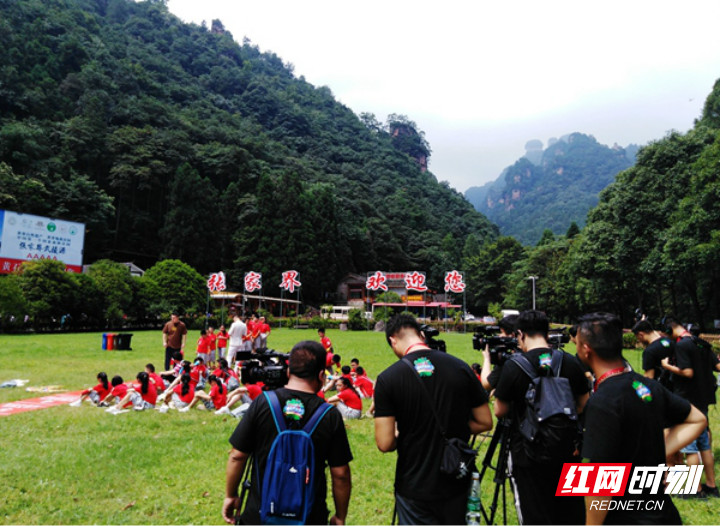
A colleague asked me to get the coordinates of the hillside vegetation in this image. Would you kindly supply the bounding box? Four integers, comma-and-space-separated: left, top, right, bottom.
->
0, 0, 497, 302
466, 134, 635, 245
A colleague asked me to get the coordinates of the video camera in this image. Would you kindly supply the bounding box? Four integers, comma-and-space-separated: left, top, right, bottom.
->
239, 349, 289, 389
473, 325, 518, 366
420, 324, 446, 353
548, 329, 570, 350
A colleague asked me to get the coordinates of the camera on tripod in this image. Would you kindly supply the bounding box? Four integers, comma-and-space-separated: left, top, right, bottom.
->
472, 326, 518, 366
547, 329, 570, 350
420, 324, 446, 353
239, 349, 289, 389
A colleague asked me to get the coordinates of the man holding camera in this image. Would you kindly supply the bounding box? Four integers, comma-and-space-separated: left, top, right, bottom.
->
577, 312, 707, 523
374, 314, 493, 524
223, 341, 353, 525
480, 314, 518, 391
493, 310, 589, 525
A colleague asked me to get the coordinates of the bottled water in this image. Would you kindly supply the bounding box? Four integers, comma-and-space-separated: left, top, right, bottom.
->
466, 472, 482, 525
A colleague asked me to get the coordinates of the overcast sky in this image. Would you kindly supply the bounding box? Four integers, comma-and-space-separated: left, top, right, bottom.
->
166, 0, 720, 193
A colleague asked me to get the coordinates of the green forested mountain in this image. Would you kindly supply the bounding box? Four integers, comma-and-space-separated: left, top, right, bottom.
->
465, 134, 636, 245
0, 0, 497, 302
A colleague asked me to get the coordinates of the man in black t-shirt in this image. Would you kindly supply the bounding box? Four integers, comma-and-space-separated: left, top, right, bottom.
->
632, 319, 675, 385
494, 310, 590, 525
577, 312, 707, 523
660, 317, 718, 497
222, 341, 353, 525
374, 314, 492, 525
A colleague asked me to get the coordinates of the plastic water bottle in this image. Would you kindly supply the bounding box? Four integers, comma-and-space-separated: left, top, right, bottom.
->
466, 472, 481, 525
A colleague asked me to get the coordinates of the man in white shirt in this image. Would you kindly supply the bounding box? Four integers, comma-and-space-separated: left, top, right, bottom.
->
227, 314, 247, 367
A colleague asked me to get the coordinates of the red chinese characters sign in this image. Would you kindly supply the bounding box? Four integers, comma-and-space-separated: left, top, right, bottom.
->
244, 271, 262, 293
366, 271, 388, 292
404, 271, 428, 292
279, 270, 302, 293
444, 270, 466, 293
207, 271, 227, 292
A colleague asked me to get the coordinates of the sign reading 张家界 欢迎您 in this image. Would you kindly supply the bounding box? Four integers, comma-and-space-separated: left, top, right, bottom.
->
0, 209, 85, 274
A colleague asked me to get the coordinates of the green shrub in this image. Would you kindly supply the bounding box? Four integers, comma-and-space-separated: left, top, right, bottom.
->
309, 316, 326, 329
622, 331, 637, 349
348, 308, 367, 331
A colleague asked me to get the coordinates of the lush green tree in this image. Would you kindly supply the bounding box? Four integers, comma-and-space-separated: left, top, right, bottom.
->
17, 260, 77, 327
465, 236, 525, 314
86, 259, 135, 325
142, 259, 206, 315
0, 274, 29, 328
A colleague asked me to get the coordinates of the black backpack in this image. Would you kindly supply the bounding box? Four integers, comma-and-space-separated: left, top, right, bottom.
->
511, 350, 580, 463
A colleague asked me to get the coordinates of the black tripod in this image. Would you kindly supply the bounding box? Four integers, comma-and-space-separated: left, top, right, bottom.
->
475, 418, 513, 525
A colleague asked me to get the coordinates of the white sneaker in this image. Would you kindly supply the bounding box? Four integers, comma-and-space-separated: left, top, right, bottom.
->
178, 407, 190, 413
215, 406, 231, 415
68, 400, 82, 407
105, 406, 118, 413
157, 405, 169, 414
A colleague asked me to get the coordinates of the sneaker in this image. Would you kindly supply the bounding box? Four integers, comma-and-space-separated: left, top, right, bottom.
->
215, 406, 231, 415
157, 405, 169, 414
68, 400, 82, 407
105, 406, 119, 413
178, 407, 190, 413
701, 484, 719, 498
676, 490, 708, 500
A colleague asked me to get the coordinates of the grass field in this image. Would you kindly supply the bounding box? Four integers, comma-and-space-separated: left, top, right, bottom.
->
0, 328, 718, 525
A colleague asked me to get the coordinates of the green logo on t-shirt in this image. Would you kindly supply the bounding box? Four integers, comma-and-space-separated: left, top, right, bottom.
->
413, 357, 435, 377
632, 381, 653, 403
539, 352, 552, 370
283, 398, 305, 420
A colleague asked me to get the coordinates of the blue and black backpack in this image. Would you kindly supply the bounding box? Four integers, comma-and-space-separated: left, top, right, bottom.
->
259, 390, 333, 525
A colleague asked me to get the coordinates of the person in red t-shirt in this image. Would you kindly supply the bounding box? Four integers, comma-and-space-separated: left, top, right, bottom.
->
156, 374, 195, 413
352, 367, 375, 398
179, 375, 228, 412
107, 372, 158, 413
214, 380, 264, 416
196, 329, 210, 364
327, 377, 362, 419
212, 357, 240, 391
69, 372, 111, 407
258, 316, 271, 349
216, 325, 229, 361
206, 326, 218, 368
103, 375, 133, 409
145, 363, 167, 394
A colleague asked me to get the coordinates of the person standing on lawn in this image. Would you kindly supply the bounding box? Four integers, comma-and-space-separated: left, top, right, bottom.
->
162, 313, 187, 370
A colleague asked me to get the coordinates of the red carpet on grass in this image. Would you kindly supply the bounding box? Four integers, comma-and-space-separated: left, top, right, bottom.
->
0, 391, 82, 417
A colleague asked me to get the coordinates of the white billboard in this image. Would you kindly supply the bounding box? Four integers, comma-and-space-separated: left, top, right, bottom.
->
0, 210, 85, 274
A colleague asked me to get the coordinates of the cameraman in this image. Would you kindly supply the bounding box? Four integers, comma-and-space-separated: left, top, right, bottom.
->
223, 341, 353, 524
493, 310, 589, 525
374, 314, 492, 524
481, 314, 517, 391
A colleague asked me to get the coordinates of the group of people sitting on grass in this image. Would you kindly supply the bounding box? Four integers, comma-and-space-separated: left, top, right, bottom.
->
68, 351, 375, 419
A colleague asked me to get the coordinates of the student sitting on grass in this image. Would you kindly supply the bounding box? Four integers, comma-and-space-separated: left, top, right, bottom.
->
214, 379, 264, 416
69, 372, 111, 407
213, 358, 240, 391
145, 363, 166, 396
156, 373, 194, 413
101, 375, 131, 409
158, 351, 185, 386
106, 372, 158, 414
178, 375, 227, 413
326, 377, 363, 419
